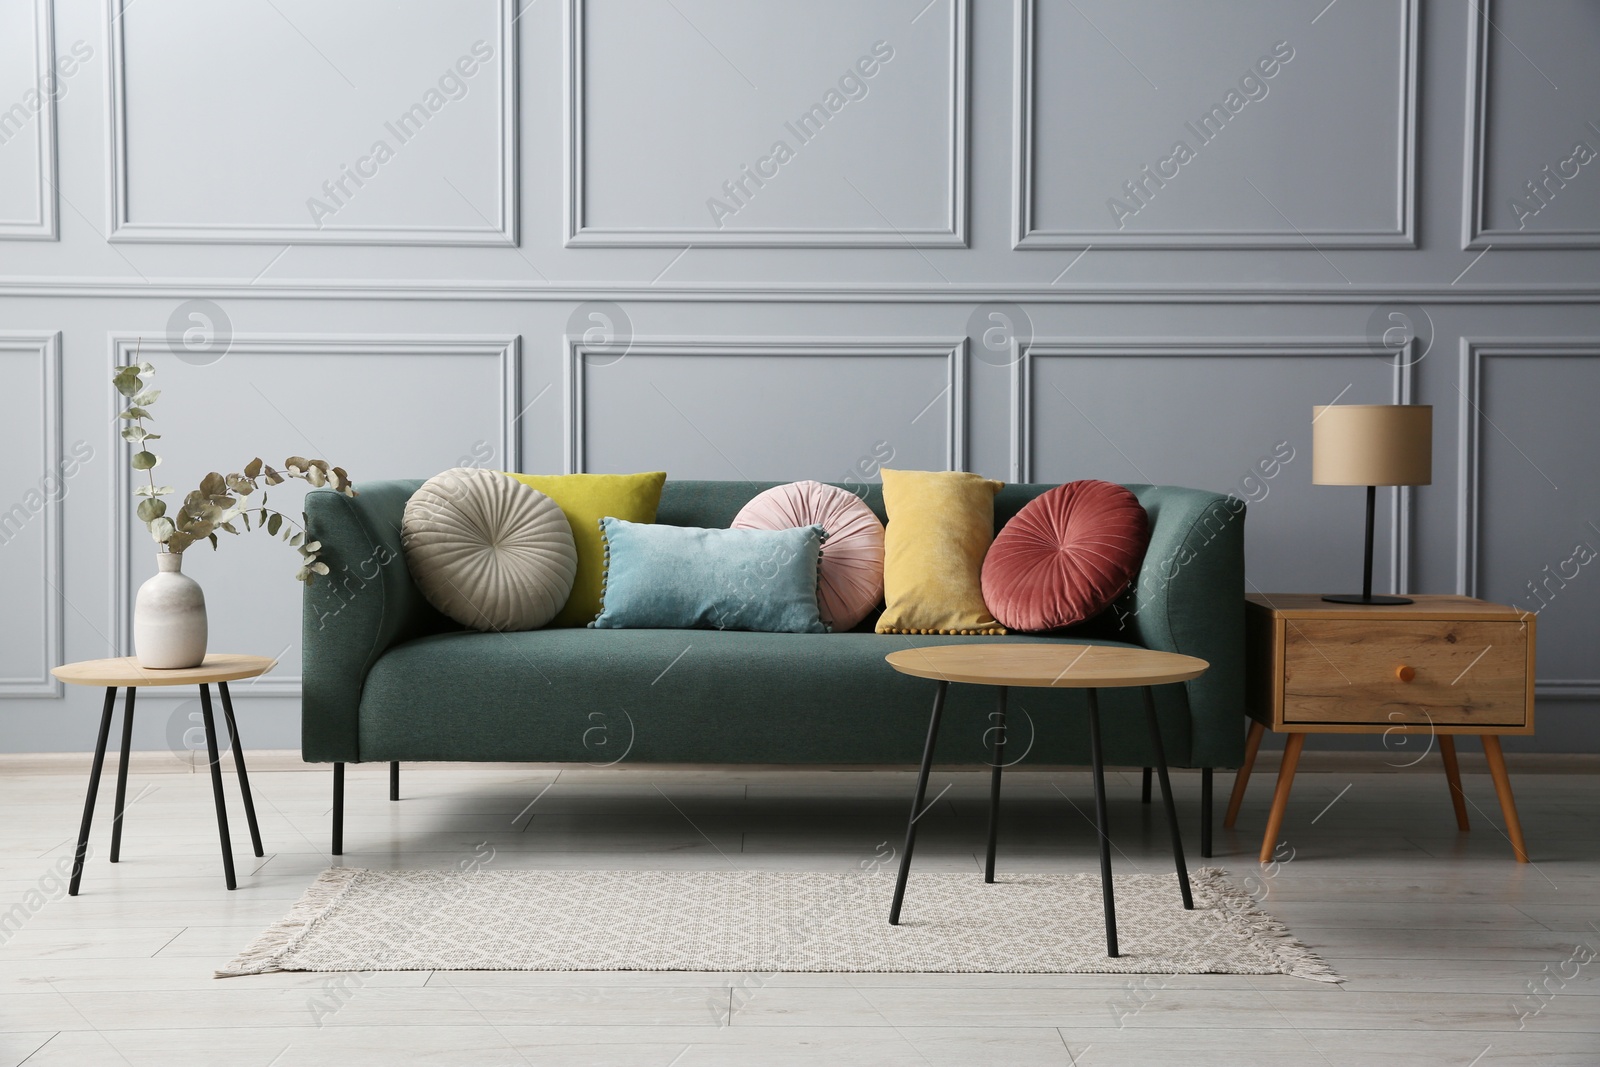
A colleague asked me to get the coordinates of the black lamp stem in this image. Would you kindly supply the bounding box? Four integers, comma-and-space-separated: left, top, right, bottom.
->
1360, 483, 1375, 602
1323, 483, 1412, 605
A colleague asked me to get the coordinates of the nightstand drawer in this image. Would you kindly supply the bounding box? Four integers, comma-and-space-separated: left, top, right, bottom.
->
1281, 619, 1530, 727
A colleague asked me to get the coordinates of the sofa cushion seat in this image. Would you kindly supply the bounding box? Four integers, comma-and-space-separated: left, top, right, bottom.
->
358, 627, 1194, 767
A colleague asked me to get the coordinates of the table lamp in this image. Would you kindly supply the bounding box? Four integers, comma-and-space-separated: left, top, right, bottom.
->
1312, 403, 1431, 605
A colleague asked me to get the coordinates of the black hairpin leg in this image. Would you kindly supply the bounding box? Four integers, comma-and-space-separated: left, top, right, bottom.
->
1200, 768, 1214, 858
110, 687, 137, 863
332, 763, 345, 855
217, 683, 263, 858
197, 684, 237, 890
889, 681, 947, 925
1141, 767, 1153, 804
390, 761, 400, 802
985, 687, 1006, 883
1143, 687, 1193, 910
69, 687, 117, 896
1086, 688, 1118, 957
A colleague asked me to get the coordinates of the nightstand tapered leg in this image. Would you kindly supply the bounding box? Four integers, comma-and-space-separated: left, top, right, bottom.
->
1225, 721, 1265, 829
1438, 736, 1470, 831
1260, 733, 1305, 864
1480, 736, 1529, 863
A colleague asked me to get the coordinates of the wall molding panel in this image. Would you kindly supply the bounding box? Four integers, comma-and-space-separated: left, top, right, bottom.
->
0, 0, 59, 239
1015, 339, 1415, 592
1012, 0, 1418, 250
0, 332, 63, 697
1462, 0, 1600, 250
564, 336, 967, 474
1456, 337, 1600, 698
564, 0, 969, 247
5, 281, 1598, 303
104, 0, 519, 246
107, 334, 521, 698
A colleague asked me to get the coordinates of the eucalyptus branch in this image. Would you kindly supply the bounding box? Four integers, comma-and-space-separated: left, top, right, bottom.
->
113, 358, 356, 582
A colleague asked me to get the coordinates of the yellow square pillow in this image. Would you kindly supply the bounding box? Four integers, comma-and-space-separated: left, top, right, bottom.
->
876, 469, 1006, 635
503, 471, 667, 627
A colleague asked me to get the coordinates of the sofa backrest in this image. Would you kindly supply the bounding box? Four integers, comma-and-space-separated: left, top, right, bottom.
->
655, 480, 1151, 533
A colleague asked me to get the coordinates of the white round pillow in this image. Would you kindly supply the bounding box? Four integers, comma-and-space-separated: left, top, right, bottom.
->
401, 468, 577, 631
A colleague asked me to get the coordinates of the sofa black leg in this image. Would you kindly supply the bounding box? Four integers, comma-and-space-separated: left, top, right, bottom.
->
332, 763, 345, 856
390, 761, 399, 802
1200, 767, 1213, 858
1141, 767, 1152, 804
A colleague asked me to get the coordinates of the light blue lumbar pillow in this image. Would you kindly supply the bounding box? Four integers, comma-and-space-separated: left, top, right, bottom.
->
592, 518, 829, 633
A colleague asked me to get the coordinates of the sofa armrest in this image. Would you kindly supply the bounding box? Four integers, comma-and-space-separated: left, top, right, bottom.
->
1115, 486, 1247, 768
301, 479, 441, 762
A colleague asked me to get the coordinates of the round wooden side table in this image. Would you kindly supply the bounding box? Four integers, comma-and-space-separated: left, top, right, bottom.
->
51, 654, 276, 893
884, 643, 1209, 957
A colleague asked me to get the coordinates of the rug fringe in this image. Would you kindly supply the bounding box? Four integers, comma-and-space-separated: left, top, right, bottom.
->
1190, 867, 1344, 983
214, 866, 364, 978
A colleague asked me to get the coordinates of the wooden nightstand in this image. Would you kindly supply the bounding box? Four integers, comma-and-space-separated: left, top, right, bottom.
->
1225, 594, 1534, 863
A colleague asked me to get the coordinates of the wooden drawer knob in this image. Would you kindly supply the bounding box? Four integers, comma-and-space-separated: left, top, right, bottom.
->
1396, 665, 1416, 682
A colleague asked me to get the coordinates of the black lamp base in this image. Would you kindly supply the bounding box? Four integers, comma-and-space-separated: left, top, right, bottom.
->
1322, 593, 1414, 605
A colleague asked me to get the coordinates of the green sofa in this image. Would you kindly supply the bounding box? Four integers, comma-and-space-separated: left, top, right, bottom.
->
302, 480, 1247, 856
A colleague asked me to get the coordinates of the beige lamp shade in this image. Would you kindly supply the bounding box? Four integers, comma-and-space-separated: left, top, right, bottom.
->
1312, 404, 1432, 486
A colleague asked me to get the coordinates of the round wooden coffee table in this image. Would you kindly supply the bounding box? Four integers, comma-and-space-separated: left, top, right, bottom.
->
884, 643, 1209, 957
51, 654, 276, 893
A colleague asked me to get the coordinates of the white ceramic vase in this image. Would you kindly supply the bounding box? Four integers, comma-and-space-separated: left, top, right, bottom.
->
133, 552, 208, 669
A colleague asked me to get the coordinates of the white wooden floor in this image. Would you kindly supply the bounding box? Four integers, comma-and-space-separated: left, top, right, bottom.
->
1, 751, 1596, 1066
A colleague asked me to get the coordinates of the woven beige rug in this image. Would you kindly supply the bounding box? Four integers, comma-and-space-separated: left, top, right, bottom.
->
219, 866, 1339, 981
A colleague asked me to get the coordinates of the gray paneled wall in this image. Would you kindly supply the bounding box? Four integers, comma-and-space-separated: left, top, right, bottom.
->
0, 0, 1596, 755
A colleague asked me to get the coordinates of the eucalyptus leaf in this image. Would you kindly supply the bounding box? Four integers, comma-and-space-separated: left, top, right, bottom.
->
310, 562, 329, 575
131, 450, 158, 470
113, 371, 142, 398
290, 533, 303, 547
137, 361, 155, 375
168, 531, 194, 554
135, 498, 166, 522
149, 516, 175, 542
267, 513, 283, 536
285, 456, 309, 473
130, 389, 160, 406
200, 472, 225, 497
208, 533, 219, 550
243, 457, 263, 478
118, 406, 151, 421
294, 566, 311, 582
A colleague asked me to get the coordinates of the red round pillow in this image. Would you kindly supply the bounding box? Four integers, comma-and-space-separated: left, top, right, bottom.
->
981, 481, 1150, 632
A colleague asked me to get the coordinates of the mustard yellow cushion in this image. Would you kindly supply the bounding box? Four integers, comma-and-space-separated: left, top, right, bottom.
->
503, 471, 667, 627
876, 469, 1006, 635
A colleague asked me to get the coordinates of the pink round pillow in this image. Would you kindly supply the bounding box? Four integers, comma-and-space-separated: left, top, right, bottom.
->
732, 481, 885, 631
981, 481, 1150, 632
